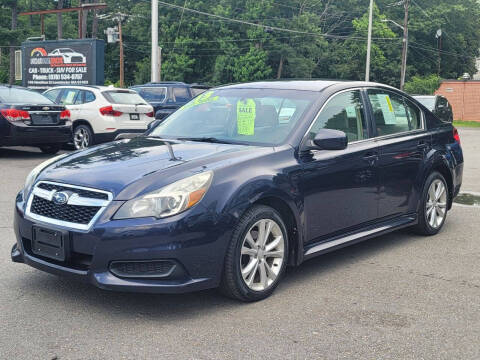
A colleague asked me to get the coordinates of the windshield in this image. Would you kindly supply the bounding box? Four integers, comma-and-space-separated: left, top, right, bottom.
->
135, 87, 167, 102
148, 88, 317, 146
415, 96, 435, 110
102, 90, 147, 104
0, 88, 53, 104
60, 48, 74, 53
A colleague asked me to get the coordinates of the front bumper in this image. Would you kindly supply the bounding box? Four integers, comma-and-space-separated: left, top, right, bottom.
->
12, 194, 231, 294
0, 121, 72, 146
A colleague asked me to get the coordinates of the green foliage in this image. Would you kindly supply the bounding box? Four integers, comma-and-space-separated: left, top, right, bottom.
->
1, 0, 480, 87
404, 74, 441, 95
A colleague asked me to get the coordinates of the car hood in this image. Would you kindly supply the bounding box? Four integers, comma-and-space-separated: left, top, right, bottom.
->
38, 137, 270, 200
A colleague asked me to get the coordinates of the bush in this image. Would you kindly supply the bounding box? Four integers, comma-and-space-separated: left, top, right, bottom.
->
404, 74, 441, 95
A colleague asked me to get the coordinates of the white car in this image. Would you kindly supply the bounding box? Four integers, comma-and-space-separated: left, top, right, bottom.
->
43, 85, 154, 149
48, 48, 86, 64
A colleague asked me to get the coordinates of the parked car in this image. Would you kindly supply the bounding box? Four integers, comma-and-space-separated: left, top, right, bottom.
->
12, 81, 463, 301
0, 85, 71, 154
413, 95, 453, 123
131, 82, 209, 120
43, 85, 154, 150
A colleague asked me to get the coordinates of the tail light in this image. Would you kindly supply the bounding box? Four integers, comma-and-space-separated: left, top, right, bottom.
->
1, 108, 30, 122
146, 111, 154, 117
60, 109, 71, 120
453, 127, 461, 145
99, 105, 122, 117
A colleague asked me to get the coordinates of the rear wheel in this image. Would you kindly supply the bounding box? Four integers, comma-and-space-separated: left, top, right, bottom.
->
73, 124, 93, 150
39, 144, 61, 155
414, 171, 449, 235
220, 205, 288, 302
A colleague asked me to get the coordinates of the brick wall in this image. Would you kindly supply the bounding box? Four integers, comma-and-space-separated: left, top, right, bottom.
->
435, 80, 480, 122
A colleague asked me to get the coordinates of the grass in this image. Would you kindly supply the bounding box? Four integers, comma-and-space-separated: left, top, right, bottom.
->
453, 120, 480, 128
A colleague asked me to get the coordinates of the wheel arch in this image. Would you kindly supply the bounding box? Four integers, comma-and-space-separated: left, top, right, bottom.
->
421, 152, 454, 210
72, 119, 94, 132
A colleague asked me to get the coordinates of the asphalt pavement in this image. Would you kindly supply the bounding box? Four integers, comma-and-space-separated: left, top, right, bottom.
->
0, 129, 479, 359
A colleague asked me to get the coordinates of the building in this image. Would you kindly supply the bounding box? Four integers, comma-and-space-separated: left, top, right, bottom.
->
435, 80, 480, 122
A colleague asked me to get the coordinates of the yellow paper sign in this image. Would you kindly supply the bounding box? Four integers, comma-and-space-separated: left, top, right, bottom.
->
237, 99, 256, 135
181, 91, 219, 111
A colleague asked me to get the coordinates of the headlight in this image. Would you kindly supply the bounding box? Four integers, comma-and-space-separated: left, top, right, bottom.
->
23, 153, 69, 199
113, 171, 213, 220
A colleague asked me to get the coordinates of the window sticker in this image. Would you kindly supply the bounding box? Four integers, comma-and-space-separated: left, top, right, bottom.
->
65, 91, 76, 104
237, 99, 256, 135
376, 94, 397, 124
345, 106, 357, 118
181, 90, 219, 110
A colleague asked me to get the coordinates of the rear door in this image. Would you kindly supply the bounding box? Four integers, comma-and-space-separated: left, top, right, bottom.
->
101, 90, 153, 130
58, 88, 82, 121
301, 89, 379, 244
367, 88, 431, 218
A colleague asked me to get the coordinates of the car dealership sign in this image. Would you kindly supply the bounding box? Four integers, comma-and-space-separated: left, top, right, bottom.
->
21, 39, 104, 88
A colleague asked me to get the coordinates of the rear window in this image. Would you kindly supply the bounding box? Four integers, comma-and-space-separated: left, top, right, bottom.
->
135, 87, 167, 102
0, 88, 53, 104
102, 90, 147, 104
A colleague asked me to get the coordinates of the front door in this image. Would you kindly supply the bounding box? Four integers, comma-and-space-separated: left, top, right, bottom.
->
301, 89, 379, 244
366, 88, 431, 218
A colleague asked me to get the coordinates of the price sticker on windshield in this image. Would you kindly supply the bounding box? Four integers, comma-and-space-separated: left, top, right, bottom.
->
237, 99, 256, 135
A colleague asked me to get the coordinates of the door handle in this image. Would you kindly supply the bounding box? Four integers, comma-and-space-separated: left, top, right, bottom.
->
362, 153, 378, 166
417, 141, 428, 150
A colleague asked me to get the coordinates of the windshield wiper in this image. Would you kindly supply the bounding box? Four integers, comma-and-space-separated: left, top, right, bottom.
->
176, 137, 235, 144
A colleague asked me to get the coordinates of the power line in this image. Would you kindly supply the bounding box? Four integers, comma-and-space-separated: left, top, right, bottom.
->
142, 0, 400, 41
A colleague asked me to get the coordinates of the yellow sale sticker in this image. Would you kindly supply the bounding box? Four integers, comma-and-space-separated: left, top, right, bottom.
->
181, 91, 219, 111
237, 99, 256, 135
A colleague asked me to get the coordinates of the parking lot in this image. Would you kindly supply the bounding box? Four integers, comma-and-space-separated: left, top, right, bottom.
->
0, 129, 479, 359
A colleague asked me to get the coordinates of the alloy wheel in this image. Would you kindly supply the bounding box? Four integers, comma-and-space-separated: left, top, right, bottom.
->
240, 219, 285, 291
74, 127, 90, 149
426, 179, 447, 229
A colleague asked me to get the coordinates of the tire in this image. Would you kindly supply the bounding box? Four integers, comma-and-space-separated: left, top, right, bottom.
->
39, 144, 61, 155
73, 124, 94, 150
220, 205, 289, 302
413, 171, 449, 235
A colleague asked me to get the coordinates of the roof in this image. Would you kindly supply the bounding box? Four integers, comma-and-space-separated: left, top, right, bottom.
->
45, 85, 134, 91
215, 80, 394, 92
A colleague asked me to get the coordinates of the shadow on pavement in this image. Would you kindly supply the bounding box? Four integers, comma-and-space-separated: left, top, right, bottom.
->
0, 147, 65, 159
14, 227, 422, 321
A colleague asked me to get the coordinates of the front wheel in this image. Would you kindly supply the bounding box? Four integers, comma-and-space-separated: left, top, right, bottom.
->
414, 171, 449, 235
39, 144, 61, 155
220, 205, 288, 302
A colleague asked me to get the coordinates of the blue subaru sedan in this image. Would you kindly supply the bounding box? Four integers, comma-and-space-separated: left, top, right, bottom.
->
11, 81, 463, 301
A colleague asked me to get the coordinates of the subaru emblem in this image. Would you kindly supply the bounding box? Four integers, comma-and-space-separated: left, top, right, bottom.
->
52, 191, 69, 205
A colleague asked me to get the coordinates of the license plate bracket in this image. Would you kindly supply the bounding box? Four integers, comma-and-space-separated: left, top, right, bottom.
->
32, 226, 69, 261
130, 113, 140, 120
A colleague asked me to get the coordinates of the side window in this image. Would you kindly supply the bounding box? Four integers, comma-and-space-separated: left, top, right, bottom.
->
74, 91, 84, 104
368, 89, 417, 136
59, 88, 80, 105
43, 89, 61, 103
309, 90, 368, 143
404, 98, 422, 130
84, 90, 96, 103
173, 87, 190, 102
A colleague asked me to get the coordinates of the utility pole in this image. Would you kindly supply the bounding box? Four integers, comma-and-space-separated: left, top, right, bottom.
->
436, 29, 442, 75
365, 0, 374, 82
151, 0, 159, 82
400, 0, 410, 90
118, 19, 124, 87
158, 46, 162, 81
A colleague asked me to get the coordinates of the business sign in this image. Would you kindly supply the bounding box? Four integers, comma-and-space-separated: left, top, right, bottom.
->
21, 39, 104, 88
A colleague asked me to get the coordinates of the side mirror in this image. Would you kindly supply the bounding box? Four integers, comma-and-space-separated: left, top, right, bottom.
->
305, 129, 348, 151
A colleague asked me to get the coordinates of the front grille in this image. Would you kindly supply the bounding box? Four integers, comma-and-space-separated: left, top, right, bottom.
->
109, 260, 177, 278
31, 195, 100, 225
71, 56, 84, 63
37, 183, 109, 200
